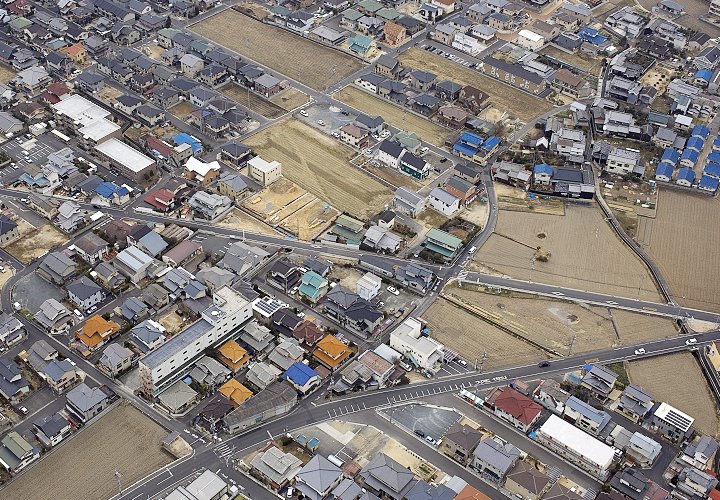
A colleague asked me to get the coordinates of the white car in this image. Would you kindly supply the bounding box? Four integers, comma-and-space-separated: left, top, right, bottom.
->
331, 132, 340, 138
634, 348, 646, 355
299, 109, 309, 117
298, 312, 306, 319
685, 338, 698, 345
387, 286, 400, 296
317, 119, 325, 126
551, 291, 564, 296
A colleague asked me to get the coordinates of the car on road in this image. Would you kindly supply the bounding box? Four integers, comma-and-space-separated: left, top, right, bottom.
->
298, 312, 306, 319
11, 164, 18, 170
606, 300, 618, 305
331, 131, 340, 138
538, 361, 550, 368
20, 198, 29, 204
551, 291, 564, 296
634, 348, 646, 355
425, 436, 437, 446
73, 309, 84, 320
317, 119, 325, 126
341, 109, 349, 116
387, 286, 399, 296
19, 406, 28, 415
686, 338, 698, 345
440, 157, 448, 163
468, 246, 477, 254
457, 359, 468, 367
299, 109, 308, 117
414, 429, 425, 438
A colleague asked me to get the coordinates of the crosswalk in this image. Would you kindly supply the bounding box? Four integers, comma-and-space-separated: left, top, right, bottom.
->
214, 443, 236, 462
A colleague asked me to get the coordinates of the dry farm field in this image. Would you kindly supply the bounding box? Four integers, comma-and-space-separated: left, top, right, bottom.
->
366, 164, 421, 190
423, 298, 546, 369
627, 353, 719, 436
1, 403, 173, 500
471, 205, 662, 301
191, 10, 364, 90
243, 119, 393, 220
610, 310, 679, 344
0, 64, 15, 83
539, 46, 603, 74
335, 86, 451, 146
4, 220, 69, 264
635, 190, 720, 312
270, 88, 310, 111
220, 83, 286, 119
398, 48, 553, 121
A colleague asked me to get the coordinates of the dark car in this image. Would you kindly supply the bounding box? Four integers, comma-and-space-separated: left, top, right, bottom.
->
414, 429, 425, 438
538, 361, 551, 368
440, 157, 448, 163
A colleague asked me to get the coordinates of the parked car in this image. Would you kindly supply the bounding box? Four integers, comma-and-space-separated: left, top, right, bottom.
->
387, 286, 399, 296
299, 109, 309, 117
414, 429, 425, 438
317, 119, 325, 126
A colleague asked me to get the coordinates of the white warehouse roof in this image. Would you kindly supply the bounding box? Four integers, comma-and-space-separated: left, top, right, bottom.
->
95, 138, 155, 173
518, 29, 544, 42
538, 415, 615, 470
52, 94, 111, 125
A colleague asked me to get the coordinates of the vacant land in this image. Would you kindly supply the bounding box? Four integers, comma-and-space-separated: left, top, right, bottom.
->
627, 353, 719, 436
447, 286, 618, 354
471, 205, 661, 301
159, 305, 188, 334
279, 197, 340, 240
398, 48, 553, 121
1, 403, 172, 500
540, 46, 603, 75
191, 10, 364, 90
459, 201, 490, 228
0, 64, 15, 83
243, 119, 393, 219
220, 83, 286, 119
168, 101, 196, 118
424, 299, 546, 369
336, 86, 450, 146
636, 190, 720, 312
270, 88, 310, 111
366, 164, 421, 190
218, 208, 279, 237
5, 221, 69, 264
611, 310, 679, 344
244, 177, 308, 220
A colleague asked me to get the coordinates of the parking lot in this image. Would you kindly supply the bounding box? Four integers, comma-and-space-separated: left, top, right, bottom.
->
13, 273, 66, 313
0, 135, 57, 172
297, 104, 357, 138
380, 403, 462, 443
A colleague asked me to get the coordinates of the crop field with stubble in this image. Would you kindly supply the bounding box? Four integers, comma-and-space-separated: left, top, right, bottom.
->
471, 205, 662, 301
243, 119, 393, 220
1, 403, 172, 500
191, 10, 364, 90
627, 353, 719, 436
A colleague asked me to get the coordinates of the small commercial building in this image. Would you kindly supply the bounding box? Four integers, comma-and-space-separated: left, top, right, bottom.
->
94, 138, 156, 182
517, 30, 545, 50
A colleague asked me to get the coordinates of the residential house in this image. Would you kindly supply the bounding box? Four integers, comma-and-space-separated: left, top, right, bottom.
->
189, 191, 232, 220
390, 317, 443, 374
73, 233, 108, 264
551, 68, 591, 98
441, 423, 483, 464
617, 384, 653, 423
67, 276, 104, 312
649, 402, 694, 442
216, 340, 251, 373
313, 334, 351, 370
358, 453, 417, 499
409, 70, 437, 91
34, 299, 72, 334
65, 382, 108, 423
267, 258, 301, 293
180, 53, 203, 77
356, 272, 382, 301
0, 359, 30, 401
393, 187, 425, 217
295, 455, 343, 500
581, 364, 617, 401
44, 359, 80, 393
246, 362, 282, 390
505, 462, 551, 500
98, 343, 134, 377
322, 286, 383, 336
0, 432, 39, 473
37, 251, 76, 285
75, 315, 121, 352
563, 396, 612, 436
250, 445, 303, 491
427, 187, 461, 216
484, 386, 542, 432
681, 435, 719, 470
33, 413, 71, 448
472, 438, 520, 484
424, 228, 463, 261
248, 156, 282, 186
480, 57, 546, 94
0, 314, 25, 349
130, 319, 166, 353
224, 382, 298, 434
284, 362, 320, 394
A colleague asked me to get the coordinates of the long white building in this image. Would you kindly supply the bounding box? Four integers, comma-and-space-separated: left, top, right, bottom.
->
139, 286, 253, 396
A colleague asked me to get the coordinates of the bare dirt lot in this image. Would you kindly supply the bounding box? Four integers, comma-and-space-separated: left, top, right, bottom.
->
270, 87, 310, 111
423, 298, 546, 368
636, 190, 720, 311
366, 164, 422, 190
335, 86, 451, 146
540, 46, 603, 75
627, 353, 719, 437
191, 10, 365, 90
4, 220, 69, 264
0, 64, 15, 83
159, 305, 189, 334
278, 198, 340, 241
96, 86, 124, 104
218, 208, 279, 237
168, 101, 196, 118
243, 119, 393, 220
1, 403, 173, 500
243, 177, 308, 220
398, 48, 553, 122
471, 205, 662, 301
220, 83, 286, 119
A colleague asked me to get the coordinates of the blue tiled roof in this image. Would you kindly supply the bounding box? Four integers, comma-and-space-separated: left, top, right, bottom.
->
655, 161, 674, 179
285, 362, 318, 386
676, 167, 696, 183
459, 132, 482, 147
174, 133, 202, 153
708, 151, 720, 164
661, 148, 679, 164
533, 163, 553, 175
96, 181, 120, 198
704, 162, 720, 178
453, 141, 478, 156
680, 149, 699, 163
713, 136, 720, 148
686, 136, 705, 152
699, 174, 720, 190
695, 69, 713, 81
482, 136, 500, 151
691, 124, 710, 139
578, 26, 608, 45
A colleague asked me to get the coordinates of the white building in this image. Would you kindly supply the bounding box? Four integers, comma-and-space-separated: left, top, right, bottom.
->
189, 191, 232, 220
605, 148, 641, 176
139, 286, 253, 396
517, 30, 545, 50
184, 157, 220, 186
356, 272, 382, 301
52, 94, 119, 146
248, 156, 282, 186
94, 137, 156, 182
535, 415, 615, 480
427, 187, 461, 216
452, 33, 484, 55
390, 317, 444, 374
165, 470, 228, 500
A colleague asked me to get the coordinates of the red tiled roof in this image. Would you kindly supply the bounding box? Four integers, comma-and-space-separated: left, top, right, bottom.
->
145, 135, 174, 157
490, 387, 542, 426
143, 189, 174, 210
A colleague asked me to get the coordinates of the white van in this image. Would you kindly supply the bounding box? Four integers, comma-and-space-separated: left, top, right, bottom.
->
468, 246, 477, 254
73, 309, 84, 321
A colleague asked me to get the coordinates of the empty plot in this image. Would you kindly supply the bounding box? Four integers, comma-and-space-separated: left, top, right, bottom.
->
220, 83, 286, 119
1, 403, 172, 500
4, 221, 69, 264
639, 189, 720, 312
217, 208, 279, 237
243, 177, 309, 221
278, 198, 340, 241
243, 119, 393, 220
0, 64, 15, 83
627, 353, 719, 436
335, 86, 451, 146
611, 310, 679, 344
424, 299, 546, 369
540, 46, 603, 74
191, 10, 364, 90
471, 205, 662, 301
270, 88, 311, 111
398, 48, 553, 122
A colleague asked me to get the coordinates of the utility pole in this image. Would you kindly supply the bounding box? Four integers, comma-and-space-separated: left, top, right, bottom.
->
479, 352, 488, 373
114, 470, 123, 496
568, 333, 577, 357
636, 273, 643, 301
